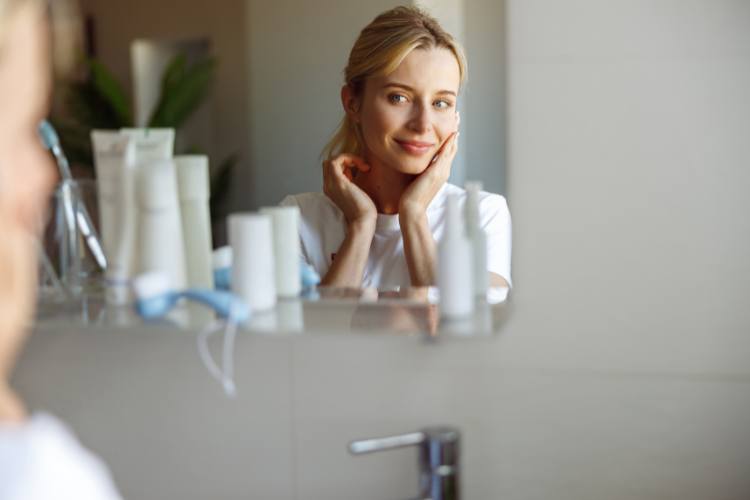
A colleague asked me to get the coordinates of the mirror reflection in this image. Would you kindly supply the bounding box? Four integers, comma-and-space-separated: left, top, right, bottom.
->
33, 1, 511, 336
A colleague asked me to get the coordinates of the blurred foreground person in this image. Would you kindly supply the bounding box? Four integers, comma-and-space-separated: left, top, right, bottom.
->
0, 0, 121, 498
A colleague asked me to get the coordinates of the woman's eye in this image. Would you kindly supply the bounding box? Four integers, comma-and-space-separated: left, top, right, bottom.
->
434, 99, 453, 110
388, 94, 407, 104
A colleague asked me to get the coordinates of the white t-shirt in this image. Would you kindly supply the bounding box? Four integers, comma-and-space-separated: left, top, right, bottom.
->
280, 183, 512, 289
0, 413, 122, 500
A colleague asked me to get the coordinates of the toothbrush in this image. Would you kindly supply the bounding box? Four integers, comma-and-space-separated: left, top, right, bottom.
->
38, 120, 108, 271
132, 272, 250, 323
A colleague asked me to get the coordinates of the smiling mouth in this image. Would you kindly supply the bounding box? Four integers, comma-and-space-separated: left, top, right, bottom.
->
395, 139, 434, 156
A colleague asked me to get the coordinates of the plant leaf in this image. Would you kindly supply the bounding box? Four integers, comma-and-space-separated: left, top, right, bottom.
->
160, 54, 188, 97
148, 57, 217, 128
88, 59, 133, 126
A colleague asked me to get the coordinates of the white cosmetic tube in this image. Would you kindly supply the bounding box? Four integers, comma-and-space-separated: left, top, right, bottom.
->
119, 128, 174, 162
175, 155, 214, 289
260, 205, 301, 297
228, 213, 276, 311
136, 159, 188, 290
91, 131, 137, 304
438, 194, 474, 319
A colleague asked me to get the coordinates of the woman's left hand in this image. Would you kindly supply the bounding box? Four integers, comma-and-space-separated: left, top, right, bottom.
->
398, 130, 459, 221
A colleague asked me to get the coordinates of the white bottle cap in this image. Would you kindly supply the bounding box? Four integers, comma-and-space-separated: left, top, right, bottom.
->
132, 271, 171, 300
212, 246, 233, 270
120, 128, 175, 163
138, 159, 179, 210
175, 155, 210, 202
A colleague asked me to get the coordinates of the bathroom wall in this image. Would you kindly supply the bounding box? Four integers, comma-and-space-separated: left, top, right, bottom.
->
463, 0, 506, 194
505, 0, 750, 361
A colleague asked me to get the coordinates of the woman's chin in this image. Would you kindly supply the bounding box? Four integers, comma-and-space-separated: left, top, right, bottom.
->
392, 157, 430, 175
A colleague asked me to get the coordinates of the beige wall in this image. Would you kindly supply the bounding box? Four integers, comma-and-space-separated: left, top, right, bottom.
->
464, 0, 506, 194
506, 0, 750, 357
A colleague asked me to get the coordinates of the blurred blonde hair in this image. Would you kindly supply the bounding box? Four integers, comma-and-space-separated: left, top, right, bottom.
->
322, 5, 467, 161
0, 0, 81, 77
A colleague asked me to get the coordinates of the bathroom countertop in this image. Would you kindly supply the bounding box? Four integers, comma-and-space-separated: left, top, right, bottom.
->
33, 286, 512, 338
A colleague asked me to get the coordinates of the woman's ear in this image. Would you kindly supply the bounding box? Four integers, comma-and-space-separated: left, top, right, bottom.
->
340, 84, 361, 122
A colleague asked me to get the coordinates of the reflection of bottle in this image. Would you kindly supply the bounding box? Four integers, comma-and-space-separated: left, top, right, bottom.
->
175, 155, 214, 289
464, 181, 488, 298
438, 194, 474, 318
137, 160, 188, 290
228, 213, 276, 311
91, 131, 137, 304
260, 206, 301, 298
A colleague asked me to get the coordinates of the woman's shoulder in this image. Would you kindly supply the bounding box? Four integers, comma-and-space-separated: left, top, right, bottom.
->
0, 413, 122, 499
279, 192, 344, 223
281, 192, 334, 210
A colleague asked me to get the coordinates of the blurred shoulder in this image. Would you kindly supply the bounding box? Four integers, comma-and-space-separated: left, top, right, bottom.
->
279, 192, 343, 222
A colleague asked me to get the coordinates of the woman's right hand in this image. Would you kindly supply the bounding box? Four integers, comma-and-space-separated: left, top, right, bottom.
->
322, 154, 377, 228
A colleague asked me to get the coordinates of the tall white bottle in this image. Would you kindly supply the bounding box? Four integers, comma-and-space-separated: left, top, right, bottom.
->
175, 155, 214, 289
260, 205, 301, 298
228, 213, 277, 311
137, 159, 188, 290
464, 181, 489, 298
438, 193, 474, 318
121, 127, 175, 282
91, 131, 137, 304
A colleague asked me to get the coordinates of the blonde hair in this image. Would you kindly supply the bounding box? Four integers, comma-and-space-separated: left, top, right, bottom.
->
0, 0, 80, 77
322, 5, 467, 160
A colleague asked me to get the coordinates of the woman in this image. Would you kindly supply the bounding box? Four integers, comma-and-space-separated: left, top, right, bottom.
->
282, 6, 512, 289
0, 0, 121, 497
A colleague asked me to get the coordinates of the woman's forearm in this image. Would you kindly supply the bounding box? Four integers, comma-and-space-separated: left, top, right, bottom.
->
320, 221, 375, 287
400, 212, 437, 286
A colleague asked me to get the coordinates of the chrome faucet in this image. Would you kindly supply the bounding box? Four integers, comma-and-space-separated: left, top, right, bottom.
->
349, 426, 460, 500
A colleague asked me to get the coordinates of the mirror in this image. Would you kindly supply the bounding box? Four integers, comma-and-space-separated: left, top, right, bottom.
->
45, 0, 510, 336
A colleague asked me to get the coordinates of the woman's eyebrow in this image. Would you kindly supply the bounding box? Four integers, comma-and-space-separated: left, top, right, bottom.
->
382, 82, 456, 97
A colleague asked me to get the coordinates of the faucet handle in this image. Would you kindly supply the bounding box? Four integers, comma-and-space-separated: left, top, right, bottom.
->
349, 427, 461, 500
349, 431, 426, 454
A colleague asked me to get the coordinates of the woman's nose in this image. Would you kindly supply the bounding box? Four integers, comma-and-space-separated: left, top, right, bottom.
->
407, 102, 432, 134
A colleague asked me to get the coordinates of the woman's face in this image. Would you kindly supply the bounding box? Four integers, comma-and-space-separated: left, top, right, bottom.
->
353, 47, 460, 175
0, 3, 54, 377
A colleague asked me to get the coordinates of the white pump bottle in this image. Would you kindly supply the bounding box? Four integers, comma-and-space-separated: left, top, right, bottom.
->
438, 193, 474, 318
464, 181, 489, 298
